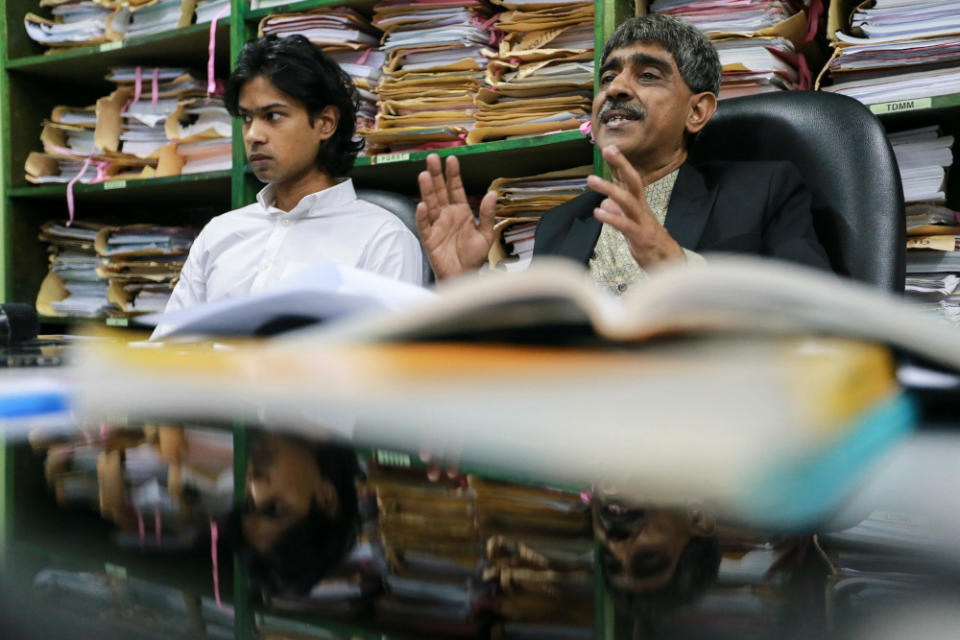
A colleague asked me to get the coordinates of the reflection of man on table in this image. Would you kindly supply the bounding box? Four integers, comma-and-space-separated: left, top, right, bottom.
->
415, 15, 829, 292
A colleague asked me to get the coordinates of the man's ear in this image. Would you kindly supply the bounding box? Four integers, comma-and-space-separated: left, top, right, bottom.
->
687, 503, 717, 536
312, 105, 340, 141
685, 91, 717, 136
313, 476, 340, 517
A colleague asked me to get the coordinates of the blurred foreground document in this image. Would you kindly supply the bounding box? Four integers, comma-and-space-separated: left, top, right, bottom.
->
143, 262, 435, 339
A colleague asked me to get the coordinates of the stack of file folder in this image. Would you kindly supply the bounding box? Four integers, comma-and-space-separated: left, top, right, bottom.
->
651, 0, 813, 99
24, 0, 196, 51
360, 0, 496, 153
93, 224, 198, 315
24, 66, 227, 184
36, 221, 115, 318
819, 0, 960, 105
487, 165, 589, 271
258, 7, 385, 140
195, 0, 229, 23
166, 96, 233, 173
24, 0, 115, 48
370, 463, 490, 635
888, 125, 953, 205
889, 125, 960, 323
472, 0, 594, 144
714, 36, 808, 99
650, 0, 813, 35
475, 477, 594, 639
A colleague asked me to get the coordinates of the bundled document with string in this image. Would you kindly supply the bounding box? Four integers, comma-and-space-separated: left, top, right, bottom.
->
470, 0, 594, 144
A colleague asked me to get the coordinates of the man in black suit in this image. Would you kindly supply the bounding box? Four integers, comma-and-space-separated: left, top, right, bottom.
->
415, 14, 829, 291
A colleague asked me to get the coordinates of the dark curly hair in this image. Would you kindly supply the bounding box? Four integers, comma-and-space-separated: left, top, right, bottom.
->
225, 34, 363, 177
226, 438, 362, 595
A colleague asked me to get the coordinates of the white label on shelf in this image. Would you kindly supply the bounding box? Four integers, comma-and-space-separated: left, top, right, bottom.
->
103, 180, 126, 190
376, 450, 411, 467
99, 41, 123, 52
371, 152, 410, 165
870, 98, 932, 115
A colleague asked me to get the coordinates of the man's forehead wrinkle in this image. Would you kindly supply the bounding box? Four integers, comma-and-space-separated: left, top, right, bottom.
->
600, 49, 674, 77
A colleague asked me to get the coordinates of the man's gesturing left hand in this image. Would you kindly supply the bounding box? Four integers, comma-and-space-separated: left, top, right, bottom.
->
586, 145, 686, 269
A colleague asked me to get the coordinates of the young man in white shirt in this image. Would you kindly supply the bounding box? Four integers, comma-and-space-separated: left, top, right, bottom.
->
162, 35, 424, 315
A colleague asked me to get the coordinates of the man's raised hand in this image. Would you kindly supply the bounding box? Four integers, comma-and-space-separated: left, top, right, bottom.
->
416, 154, 497, 280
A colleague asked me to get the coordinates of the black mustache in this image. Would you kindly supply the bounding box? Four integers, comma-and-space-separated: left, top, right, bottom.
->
599, 101, 645, 121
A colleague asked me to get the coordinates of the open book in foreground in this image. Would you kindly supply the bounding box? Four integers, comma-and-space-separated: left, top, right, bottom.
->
74, 254, 960, 528
278, 255, 960, 373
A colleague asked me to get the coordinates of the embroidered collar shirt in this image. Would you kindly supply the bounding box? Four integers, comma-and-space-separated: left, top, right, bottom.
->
588, 168, 705, 296
163, 178, 423, 313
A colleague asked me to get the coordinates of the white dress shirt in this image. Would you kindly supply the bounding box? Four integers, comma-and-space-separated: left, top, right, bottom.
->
163, 178, 424, 314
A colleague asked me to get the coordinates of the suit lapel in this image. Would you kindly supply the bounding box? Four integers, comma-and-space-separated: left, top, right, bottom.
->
555, 191, 603, 264
664, 163, 717, 251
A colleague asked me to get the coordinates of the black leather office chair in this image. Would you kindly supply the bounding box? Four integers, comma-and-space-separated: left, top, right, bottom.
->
689, 91, 905, 292
356, 188, 434, 285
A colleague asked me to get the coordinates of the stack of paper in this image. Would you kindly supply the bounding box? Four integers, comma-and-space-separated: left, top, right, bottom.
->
94, 224, 198, 315
820, 0, 960, 105
258, 8, 385, 136
24, 0, 115, 49
650, 1, 812, 99
195, 0, 229, 23
888, 125, 953, 203
715, 36, 807, 99
122, 0, 190, 38
650, 0, 810, 36
108, 66, 207, 158
487, 166, 590, 271
166, 96, 233, 173
475, 477, 594, 637
36, 221, 115, 318
904, 203, 960, 318
370, 463, 489, 635
360, 0, 496, 154
472, 0, 594, 144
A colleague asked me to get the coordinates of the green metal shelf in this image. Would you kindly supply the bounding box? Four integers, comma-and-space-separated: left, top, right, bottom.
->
351, 130, 593, 194
9, 170, 232, 205
5, 22, 232, 84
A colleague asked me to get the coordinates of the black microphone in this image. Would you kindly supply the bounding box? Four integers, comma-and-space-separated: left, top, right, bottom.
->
0, 303, 40, 345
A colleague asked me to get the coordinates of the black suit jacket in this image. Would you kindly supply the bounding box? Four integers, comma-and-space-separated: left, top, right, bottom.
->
533, 160, 830, 270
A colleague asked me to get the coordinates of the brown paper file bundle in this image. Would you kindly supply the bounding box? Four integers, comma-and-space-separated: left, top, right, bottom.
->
25, 68, 227, 185
362, 0, 495, 154
470, 2, 594, 144
36, 221, 114, 318
25, 0, 197, 51
94, 224, 197, 314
